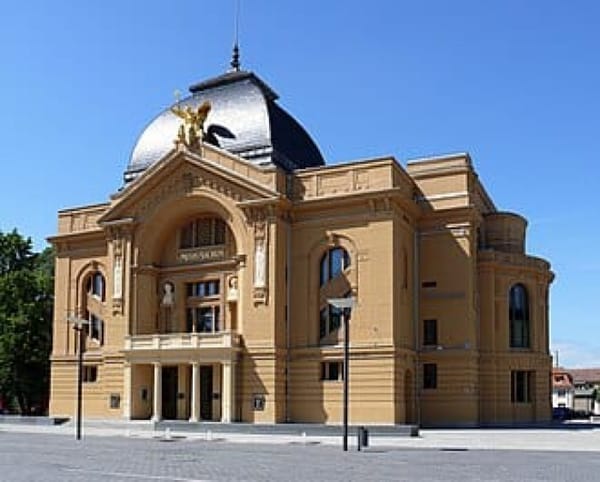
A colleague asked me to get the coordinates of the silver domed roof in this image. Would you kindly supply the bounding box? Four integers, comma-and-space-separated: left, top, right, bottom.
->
125, 70, 324, 183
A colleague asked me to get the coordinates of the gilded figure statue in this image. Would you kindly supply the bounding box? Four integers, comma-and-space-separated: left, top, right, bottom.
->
171, 100, 211, 149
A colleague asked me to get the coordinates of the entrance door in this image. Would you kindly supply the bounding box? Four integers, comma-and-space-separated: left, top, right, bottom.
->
404, 370, 414, 424
162, 366, 178, 420
200, 365, 213, 420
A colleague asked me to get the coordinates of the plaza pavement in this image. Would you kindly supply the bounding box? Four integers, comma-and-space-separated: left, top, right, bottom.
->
2, 431, 599, 482
1, 418, 600, 452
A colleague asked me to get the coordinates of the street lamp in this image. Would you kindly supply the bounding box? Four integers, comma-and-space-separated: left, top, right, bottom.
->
68, 316, 89, 441
327, 297, 356, 452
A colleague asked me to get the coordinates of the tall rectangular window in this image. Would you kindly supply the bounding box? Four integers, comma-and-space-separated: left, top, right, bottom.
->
186, 308, 194, 333
83, 366, 98, 383
511, 370, 533, 403
319, 298, 350, 341
509, 284, 530, 348
85, 312, 104, 345
187, 280, 220, 298
319, 308, 328, 339
198, 307, 214, 332
423, 319, 438, 346
423, 363, 437, 389
321, 361, 344, 381
185, 278, 221, 334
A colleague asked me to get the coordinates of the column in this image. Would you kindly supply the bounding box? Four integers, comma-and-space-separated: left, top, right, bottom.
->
221, 360, 236, 423
151, 362, 162, 422
122, 362, 132, 420
189, 362, 200, 422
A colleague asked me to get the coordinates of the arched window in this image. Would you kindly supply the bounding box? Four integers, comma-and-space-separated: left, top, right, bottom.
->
86, 272, 105, 301
85, 311, 104, 345
180, 217, 226, 249
320, 292, 352, 339
509, 283, 530, 348
320, 247, 350, 286
319, 246, 352, 342
82, 270, 106, 345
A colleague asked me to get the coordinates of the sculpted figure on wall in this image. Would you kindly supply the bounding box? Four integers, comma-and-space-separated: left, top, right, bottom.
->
161, 282, 175, 307
227, 276, 239, 302
110, 235, 126, 314
113, 256, 123, 299
160, 282, 175, 333
254, 241, 266, 288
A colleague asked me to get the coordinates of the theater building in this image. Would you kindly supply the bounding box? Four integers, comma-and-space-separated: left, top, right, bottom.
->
48, 65, 554, 427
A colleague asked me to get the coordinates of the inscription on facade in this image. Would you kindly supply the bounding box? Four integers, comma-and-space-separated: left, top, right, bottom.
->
178, 246, 225, 263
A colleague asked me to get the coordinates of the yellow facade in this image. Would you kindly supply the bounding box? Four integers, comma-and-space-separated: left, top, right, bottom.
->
49, 72, 553, 427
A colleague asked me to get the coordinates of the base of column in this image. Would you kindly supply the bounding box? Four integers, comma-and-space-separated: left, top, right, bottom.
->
151, 415, 162, 423
189, 416, 199, 423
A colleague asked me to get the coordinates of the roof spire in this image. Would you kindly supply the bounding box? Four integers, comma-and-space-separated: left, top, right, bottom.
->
229, 0, 241, 72
230, 43, 240, 72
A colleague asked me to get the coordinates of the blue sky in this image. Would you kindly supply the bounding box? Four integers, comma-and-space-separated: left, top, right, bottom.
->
1, 1, 598, 367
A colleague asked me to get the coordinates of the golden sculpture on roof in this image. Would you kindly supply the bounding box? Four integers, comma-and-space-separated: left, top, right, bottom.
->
171, 99, 211, 149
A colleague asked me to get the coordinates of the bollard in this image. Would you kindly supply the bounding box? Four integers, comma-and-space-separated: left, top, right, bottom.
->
165, 427, 172, 441
357, 426, 369, 451
361, 427, 369, 448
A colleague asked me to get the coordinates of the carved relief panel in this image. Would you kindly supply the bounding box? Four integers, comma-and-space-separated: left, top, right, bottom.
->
252, 216, 268, 304
106, 224, 132, 316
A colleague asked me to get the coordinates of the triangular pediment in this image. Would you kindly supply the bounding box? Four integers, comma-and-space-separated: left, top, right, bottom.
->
99, 144, 284, 225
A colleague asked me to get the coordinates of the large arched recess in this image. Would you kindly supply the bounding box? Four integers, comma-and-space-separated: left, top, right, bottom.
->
135, 190, 250, 266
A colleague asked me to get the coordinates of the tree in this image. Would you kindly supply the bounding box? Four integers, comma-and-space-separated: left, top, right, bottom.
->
0, 229, 54, 414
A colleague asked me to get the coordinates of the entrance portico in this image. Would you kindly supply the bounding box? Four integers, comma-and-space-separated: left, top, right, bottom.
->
123, 332, 240, 422
126, 360, 237, 422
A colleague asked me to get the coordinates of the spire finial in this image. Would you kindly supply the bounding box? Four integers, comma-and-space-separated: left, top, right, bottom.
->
230, 43, 240, 72
229, 0, 241, 72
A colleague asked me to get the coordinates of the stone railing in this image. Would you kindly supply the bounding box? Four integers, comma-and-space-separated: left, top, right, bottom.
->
124, 331, 241, 351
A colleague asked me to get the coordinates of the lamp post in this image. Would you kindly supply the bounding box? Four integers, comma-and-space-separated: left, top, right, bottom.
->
68, 316, 88, 441
327, 297, 356, 452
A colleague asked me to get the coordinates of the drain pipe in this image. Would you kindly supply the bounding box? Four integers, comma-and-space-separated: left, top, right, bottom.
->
285, 179, 292, 422
413, 229, 421, 427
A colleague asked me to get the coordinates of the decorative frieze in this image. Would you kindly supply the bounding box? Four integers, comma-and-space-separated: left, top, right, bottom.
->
136, 170, 248, 221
